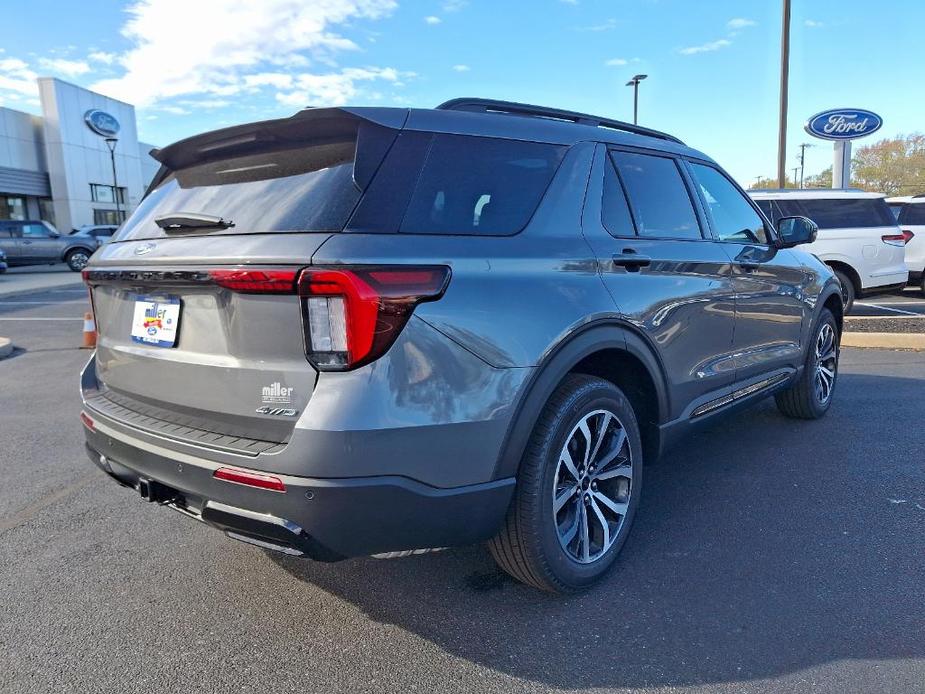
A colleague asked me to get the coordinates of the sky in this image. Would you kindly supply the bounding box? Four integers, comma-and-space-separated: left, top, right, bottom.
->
1, 0, 923, 185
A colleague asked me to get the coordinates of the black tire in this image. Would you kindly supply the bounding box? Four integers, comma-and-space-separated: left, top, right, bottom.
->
834, 270, 856, 314
65, 249, 91, 272
775, 308, 840, 419
489, 374, 643, 593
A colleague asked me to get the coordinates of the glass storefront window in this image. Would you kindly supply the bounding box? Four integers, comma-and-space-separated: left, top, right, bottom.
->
38, 198, 56, 226
90, 184, 127, 204
1, 196, 26, 220
93, 209, 127, 225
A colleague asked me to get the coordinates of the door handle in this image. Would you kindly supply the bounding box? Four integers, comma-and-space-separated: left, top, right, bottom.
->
21, 240, 32, 245
612, 250, 652, 272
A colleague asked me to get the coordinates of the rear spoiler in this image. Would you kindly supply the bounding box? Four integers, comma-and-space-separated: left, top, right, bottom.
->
145, 107, 409, 192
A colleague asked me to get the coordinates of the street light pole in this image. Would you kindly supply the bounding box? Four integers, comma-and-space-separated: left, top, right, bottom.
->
104, 137, 121, 222
776, 0, 791, 189
625, 74, 648, 125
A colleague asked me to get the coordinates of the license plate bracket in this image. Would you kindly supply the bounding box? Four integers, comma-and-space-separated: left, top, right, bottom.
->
130, 295, 181, 348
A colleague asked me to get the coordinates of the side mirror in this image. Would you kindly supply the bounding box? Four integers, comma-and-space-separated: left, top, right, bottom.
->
776, 216, 817, 248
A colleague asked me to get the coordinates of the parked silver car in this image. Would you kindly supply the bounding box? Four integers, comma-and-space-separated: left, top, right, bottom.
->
80, 99, 842, 592
0, 219, 100, 271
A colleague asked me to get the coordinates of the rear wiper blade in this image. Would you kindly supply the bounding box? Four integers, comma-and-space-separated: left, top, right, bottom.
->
154, 212, 234, 230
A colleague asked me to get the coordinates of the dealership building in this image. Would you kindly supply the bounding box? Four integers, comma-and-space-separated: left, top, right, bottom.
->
0, 78, 159, 231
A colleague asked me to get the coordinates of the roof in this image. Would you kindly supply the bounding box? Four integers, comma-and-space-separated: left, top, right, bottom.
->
748, 189, 886, 200
152, 99, 714, 172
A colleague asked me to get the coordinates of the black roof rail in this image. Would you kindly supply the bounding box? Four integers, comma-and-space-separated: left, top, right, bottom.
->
435, 98, 685, 145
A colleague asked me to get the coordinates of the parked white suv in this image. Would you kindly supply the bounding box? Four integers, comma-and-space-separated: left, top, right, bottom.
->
749, 190, 909, 311
886, 195, 924, 292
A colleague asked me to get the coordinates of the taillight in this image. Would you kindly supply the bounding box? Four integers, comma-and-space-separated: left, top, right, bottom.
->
208, 268, 298, 293
297, 266, 450, 370
80, 411, 95, 431
213, 467, 286, 493
882, 230, 914, 246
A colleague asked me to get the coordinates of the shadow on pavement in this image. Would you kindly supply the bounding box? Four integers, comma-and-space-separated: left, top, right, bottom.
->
269, 372, 925, 689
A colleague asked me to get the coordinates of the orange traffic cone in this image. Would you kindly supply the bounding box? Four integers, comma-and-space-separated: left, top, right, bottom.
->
81, 312, 97, 349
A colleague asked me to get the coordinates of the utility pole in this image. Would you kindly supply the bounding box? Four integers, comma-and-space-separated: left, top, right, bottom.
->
798, 143, 814, 188
792, 167, 799, 187
777, 0, 791, 188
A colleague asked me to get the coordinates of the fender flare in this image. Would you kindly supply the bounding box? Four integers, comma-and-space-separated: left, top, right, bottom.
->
492, 321, 670, 480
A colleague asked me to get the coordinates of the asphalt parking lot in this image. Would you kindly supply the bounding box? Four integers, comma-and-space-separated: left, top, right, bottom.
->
1, 278, 924, 694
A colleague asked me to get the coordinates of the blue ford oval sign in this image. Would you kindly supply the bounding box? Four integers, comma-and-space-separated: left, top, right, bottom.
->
84, 109, 120, 137
804, 108, 882, 141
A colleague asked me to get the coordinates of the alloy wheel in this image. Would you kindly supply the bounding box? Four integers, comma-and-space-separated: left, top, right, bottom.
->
814, 323, 837, 405
69, 252, 89, 271
553, 409, 633, 564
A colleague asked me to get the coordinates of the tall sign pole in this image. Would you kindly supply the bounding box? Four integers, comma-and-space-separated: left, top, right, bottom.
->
777, 0, 792, 189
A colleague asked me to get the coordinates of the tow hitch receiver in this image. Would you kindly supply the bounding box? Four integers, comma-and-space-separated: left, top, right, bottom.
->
138, 478, 178, 504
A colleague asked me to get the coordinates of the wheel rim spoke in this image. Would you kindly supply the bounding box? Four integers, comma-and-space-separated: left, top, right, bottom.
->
594, 463, 632, 482
559, 449, 580, 482
592, 490, 628, 516
589, 497, 610, 551
579, 503, 591, 562
554, 485, 577, 514
587, 412, 612, 469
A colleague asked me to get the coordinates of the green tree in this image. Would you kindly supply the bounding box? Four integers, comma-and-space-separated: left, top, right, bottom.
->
851, 133, 925, 196
747, 175, 797, 190
804, 167, 832, 189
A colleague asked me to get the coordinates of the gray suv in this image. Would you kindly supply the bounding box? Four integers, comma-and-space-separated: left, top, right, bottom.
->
0, 220, 100, 271
80, 99, 842, 592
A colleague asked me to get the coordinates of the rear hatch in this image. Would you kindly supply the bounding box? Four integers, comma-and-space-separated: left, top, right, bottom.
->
83, 108, 406, 454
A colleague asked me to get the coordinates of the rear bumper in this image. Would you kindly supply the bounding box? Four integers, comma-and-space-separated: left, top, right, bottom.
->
82, 414, 514, 560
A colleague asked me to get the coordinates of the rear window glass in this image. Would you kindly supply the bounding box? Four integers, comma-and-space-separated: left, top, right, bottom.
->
117, 141, 360, 241
399, 135, 565, 235
901, 204, 925, 225
775, 198, 896, 229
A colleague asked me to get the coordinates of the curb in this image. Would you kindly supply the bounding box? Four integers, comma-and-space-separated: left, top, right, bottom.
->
0, 337, 12, 359
842, 332, 925, 351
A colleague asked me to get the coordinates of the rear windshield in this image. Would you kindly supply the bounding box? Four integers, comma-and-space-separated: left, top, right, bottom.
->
117, 140, 360, 241
899, 203, 925, 225
773, 197, 896, 229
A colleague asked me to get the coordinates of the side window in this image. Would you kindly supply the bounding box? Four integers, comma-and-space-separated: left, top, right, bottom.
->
689, 163, 769, 244
610, 151, 701, 240
904, 205, 925, 226
601, 158, 636, 237
754, 200, 778, 224
22, 223, 51, 238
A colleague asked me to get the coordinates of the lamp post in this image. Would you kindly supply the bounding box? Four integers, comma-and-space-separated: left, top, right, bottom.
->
104, 137, 121, 222
625, 74, 648, 125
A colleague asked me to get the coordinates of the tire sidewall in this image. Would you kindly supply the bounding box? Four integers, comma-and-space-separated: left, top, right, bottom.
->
834, 271, 855, 313
534, 380, 643, 588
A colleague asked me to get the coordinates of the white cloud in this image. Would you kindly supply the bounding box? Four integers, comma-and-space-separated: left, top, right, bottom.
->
452, 64, 470, 72
726, 18, 756, 30
679, 39, 732, 55
275, 66, 404, 107
0, 58, 38, 99
576, 18, 617, 32
88, 51, 117, 65
805, 19, 824, 27
39, 58, 91, 77
91, 0, 399, 107
424, 15, 441, 24
605, 58, 628, 66
442, 0, 467, 11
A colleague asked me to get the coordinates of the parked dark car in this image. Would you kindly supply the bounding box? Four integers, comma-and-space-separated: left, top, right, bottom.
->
0, 248, 7, 273
80, 99, 842, 592
0, 220, 100, 271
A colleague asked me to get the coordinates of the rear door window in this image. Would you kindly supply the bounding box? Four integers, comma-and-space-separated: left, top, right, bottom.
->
398, 135, 566, 236
779, 198, 896, 229
610, 151, 701, 240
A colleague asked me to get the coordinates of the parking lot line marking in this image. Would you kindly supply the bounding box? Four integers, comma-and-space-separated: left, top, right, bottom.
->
845, 315, 925, 320
0, 317, 84, 321
856, 303, 921, 316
